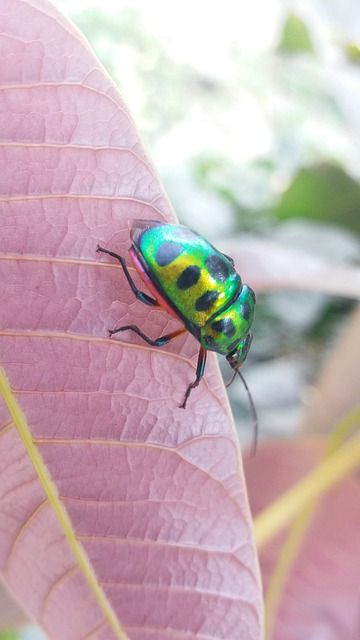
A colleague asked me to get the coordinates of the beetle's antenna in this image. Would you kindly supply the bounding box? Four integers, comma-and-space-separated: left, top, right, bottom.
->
226, 370, 258, 456
239, 370, 258, 456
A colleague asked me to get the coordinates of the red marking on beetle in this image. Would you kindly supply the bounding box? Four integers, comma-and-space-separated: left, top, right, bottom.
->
129, 247, 178, 319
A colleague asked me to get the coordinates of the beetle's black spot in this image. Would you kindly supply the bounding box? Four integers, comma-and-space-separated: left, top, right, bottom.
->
195, 290, 219, 312
155, 241, 183, 267
241, 302, 251, 321
203, 334, 217, 348
205, 253, 230, 282
211, 317, 236, 337
177, 265, 201, 290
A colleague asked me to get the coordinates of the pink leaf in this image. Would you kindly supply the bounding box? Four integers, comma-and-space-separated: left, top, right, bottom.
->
245, 441, 360, 640
0, 1, 262, 638
300, 303, 360, 434
220, 238, 360, 298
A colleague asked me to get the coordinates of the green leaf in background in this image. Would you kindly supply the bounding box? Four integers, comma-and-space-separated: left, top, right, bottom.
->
273, 163, 360, 236
278, 13, 314, 55
0, 628, 46, 640
0, 631, 18, 640
344, 43, 360, 64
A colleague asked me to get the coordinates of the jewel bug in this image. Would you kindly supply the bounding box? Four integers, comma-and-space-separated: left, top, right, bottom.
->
98, 219, 256, 424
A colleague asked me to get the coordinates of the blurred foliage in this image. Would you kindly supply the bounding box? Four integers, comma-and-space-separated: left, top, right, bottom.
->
69, 7, 203, 146
0, 626, 46, 639
277, 14, 314, 55
192, 154, 270, 233
307, 297, 356, 341
344, 43, 360, 64
274, 163, 360, 235
0, 631, 19, 640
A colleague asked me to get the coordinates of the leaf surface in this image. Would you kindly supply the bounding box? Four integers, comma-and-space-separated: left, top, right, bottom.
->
0, 1, 262, 639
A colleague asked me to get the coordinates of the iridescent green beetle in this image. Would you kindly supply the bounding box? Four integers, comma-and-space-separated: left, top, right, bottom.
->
97, 219, 256, 409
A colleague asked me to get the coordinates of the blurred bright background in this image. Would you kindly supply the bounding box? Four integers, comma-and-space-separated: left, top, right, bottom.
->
3, 1, 360, 639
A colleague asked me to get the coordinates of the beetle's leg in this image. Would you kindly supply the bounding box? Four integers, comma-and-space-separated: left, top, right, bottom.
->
97, 245, 160, 307
109, 324, 187, 346
179, 346, 207, 409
